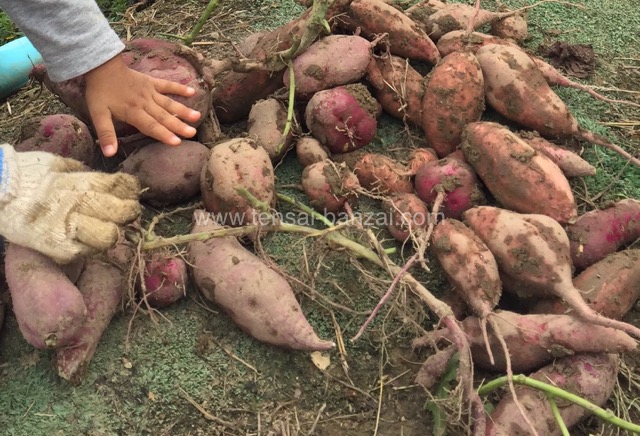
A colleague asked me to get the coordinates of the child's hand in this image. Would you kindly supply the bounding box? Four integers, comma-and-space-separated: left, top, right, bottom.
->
84, 54, 202, 157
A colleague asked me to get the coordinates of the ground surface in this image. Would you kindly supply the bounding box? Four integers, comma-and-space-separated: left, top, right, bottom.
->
0, 0, 639, 435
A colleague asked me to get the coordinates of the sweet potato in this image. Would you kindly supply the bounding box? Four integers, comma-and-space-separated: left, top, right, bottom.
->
474, 43, 638, 165
405, 0, 446, 24
119, 140, 210, 207
489, 12, 528, 43
414, 157, 486, 220
421, 51, 485, 157
283, 34, 373, 99
462, 205, 640, 339
31, 38, 212, 136
295, 136, 330, 167
408, 148, 439, 174
531, 249, 640, 320
4, 243, 87, 349
304, 83, 380, 154
486, 353, 619, 436
140, 252, 188, 308
200, 138, 275, 227
566, 199, 640, 271
382, 192, 430, 242
247, 98, 295, 162
15, 114, 95, 166
446, 149, 468, 165
420, 3, 535, 41
236, 31, 268, 57
347, 0, 441, 65
301, 160, 361, 214
436, 31, 512, 57
54, 241, 133, 384
354, 153, 413, 195
365, 53, 425, 128
516, 130, 596, 177
187, 210, 335, 351
414, 310, 636, 373
460, 121, 577, 224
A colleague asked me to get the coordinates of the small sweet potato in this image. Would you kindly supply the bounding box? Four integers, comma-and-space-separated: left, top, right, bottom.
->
301, 160, 361, 214
414, 310, 636, 373
407, 148, 438, 174
120, 140, 210, 207
486, 353, 619, 436
421, 51, 485, 157
489, 12, 528, 43
566, 199, 640, 271
200, 138, 275, 227
460, 121, 577, 224
348, 0, 441, 65
295, 137, 330, 167
283, 34, 373, 98
354, 153, 414, 195
414, 157, 486, 220
247, 98, 295, 162
187, 210, 335, 351
365, 53, 425, 128
140, 252, 188, 308
4, 243, 87, 349
382, 192, 430, 241
304, 83, 380, 154
517, 130, 596, 178
531, 249, 640, 320
15, 114, 95, 166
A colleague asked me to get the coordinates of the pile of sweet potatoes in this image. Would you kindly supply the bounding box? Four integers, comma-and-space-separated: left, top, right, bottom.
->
4, 0, 639, 433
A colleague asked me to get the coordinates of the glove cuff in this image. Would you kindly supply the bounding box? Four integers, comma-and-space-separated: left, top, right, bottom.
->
0, 143, 19, 204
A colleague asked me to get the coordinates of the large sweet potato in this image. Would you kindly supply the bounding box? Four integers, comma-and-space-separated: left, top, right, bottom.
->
565, 199, 640, 271
486, 353, 619, 436
187, 210, 335, 351
120, 140, 210, 206
200, 138, 275, 227
283, 34, 373, 99
4, 243, 87, 349
15, 114, 95, 166
460, 122, 577, 224
421, 51, 485, 157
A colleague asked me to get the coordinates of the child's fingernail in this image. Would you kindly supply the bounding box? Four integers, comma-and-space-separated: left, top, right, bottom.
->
103, 144, 116, 156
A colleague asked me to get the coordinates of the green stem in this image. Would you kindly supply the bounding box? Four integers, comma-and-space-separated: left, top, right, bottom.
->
183, 0, 220, 46
478, 374, 640, 433
275, 60, 297, 156
547, 394, 570, 436
276, 192, 334, 228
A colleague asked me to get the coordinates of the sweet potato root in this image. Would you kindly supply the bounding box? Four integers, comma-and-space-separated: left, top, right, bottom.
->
304, 83, 380, 154
301, 160, 361, 214
463, 205, 640, 339
187, 210, 335, 351
531, 249, 640, 320
247, 98, 295, 162
295, 137, 330, 167
120, 140, 210, 207
200, 138, 275, 227
486, 353, 619, 436
516, 130, 596, 177
414, 310, 636, 373
354, 153, 414, 195
140, 252, 188, 308
414, 157, 486, 220
421, 51, 485, 157
382, 192, 430, 241
566, 199, 640, 271
15, 114, 95, 166
283, 34, 373, 98
461, 121, 577, 224
4, 243, 87, 349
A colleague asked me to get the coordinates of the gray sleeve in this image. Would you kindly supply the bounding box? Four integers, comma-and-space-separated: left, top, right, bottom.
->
0, 0, 125, 82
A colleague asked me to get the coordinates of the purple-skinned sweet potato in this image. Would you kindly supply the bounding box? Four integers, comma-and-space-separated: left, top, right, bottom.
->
187, 210, 335, 351
486, 353, 619, 436
15, 114, 95, 166
414, 157, 486, 220
283, 34, 373, 99
413, 310, 636, 373
140, 252, 188, 308
120, 140, 210, 207
200, 137, 275, 227
382, 192, 430, 242
4, 243, 87, 349
31, 38, 212, 138
304, 83, 381, 154
301, 160, 361, 214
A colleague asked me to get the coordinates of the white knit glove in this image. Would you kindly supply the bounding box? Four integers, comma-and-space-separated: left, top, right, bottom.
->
0, 143, 142, 264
